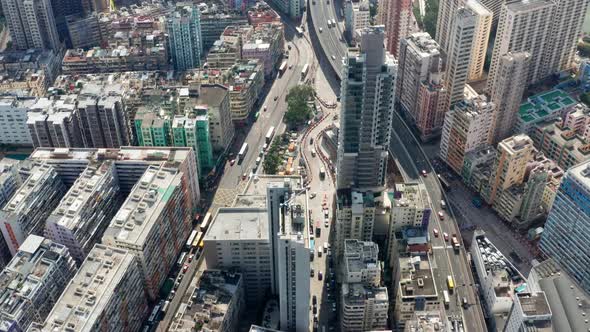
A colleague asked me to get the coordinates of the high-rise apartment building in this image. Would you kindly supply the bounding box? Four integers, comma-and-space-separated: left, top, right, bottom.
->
1, 0, 60, 50
31, 244, 148, 332
102, 165, 192, 300
0, 97, 36, 146
337, 26, 397, 190
435, 0, 461, 52
204, 208, 272, 305
335, 189, 376, 258
440, 95, 495, 173
344, 0, 370, 42
268, 0, 302, 18
542, 0, 590, 78
0, 162, 65, 255
173, 115, 214, 172
466, 0, 492, 81
488, 0, 555, 86
539, 160, 590, 292
485, 135, 535, 204
266, 178, 310, 331
167, 4, 203, 71
45, 161, 121, 264
444, 7, 476, 109
488, 52, 530, 144
194, 84, 234, 154
396, 32, 445, 140
385, 0, 413, 56
0, 235, 76, 332
343, 239, 380, 285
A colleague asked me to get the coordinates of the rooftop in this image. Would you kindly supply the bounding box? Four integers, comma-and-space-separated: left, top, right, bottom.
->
2, 162, 57, 213
196, 84, 228, 107
40, 244, 135, 331
518, 89, 576, 124
530, 259, 590, 332
390, 182, 429, 210
398, 255, 437, 298
29, 147, 193, 165
102, 165, 182, 245
342, 283, 388, 304
516, 292, 552, 318
405, 311, 448, 332
344, 239, 379, 274
205, 207, 269, 241
405, 32, 441, 57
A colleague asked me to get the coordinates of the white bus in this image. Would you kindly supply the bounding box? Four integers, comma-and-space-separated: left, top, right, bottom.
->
279, 61, 287, 76
301, 63, 309, 78
200, 212, 212, 232
443, 290, 450, 307
266, 126, 275, 144
238, 143, 248, 163
186, 230, 197, 249
177, 252, 187, 267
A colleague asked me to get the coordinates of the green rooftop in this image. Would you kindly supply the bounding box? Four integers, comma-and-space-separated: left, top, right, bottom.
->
518, 89, 576, 124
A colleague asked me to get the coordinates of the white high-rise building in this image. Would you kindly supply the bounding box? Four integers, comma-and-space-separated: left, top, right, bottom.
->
343, 239, 380, 285
340, 283, 389, 331
45, 160, 121, 264
488, 0, 555, 86
337, 26, 398, 191
488, 52, 531, 144
344, 0, 370, 42
444, 7, 476, 109
0, 235, 76, 332
1, 0, 60, 50
102, 165, 193, 300
31, 244, 148, 332
0, 162, 65, 255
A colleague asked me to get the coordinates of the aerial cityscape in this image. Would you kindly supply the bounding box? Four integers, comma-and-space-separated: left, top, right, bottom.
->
0, 0, 586, 330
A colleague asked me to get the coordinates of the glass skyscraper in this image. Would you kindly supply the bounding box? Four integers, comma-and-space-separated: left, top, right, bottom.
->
539, 160, 590, 292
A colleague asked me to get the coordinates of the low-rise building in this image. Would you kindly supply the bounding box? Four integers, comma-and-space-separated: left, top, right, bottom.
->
0, 49, 60, 85
343, 239, 380, 285
31, 244, 148, 332
393, 255, 440, 329
242, 23, 284, 77
0, 162, 66, 255
461, 145, 495, 189
0, 235, 76, 332
471, 231, 526, 329
439, 95, 495, 173
101, 165, 192, 300
341, 283, 389, 332
0, 69, 48, 97
184, 60, 265, 123
504, 292, 552, 331
45, 161, 121, 264
61, 46, 170, 75
201, 9, 248, 51
403, 311, 450, 332
247, 2, 281, 27
335, 189, 376, 258
514, 89, 577, 137
206, 39, 242, 70
169, 270, 244, 332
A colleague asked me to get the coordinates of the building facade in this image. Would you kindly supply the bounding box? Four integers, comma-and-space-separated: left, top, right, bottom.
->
337, 26, 397, 190
335, 189, 376, 258
167, 4, 203, 71
2, 0, 60, 50
385, 0, 413, 56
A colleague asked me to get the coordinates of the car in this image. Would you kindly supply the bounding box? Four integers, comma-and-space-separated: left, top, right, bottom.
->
182, 264, 189, 273
441, 200, 446, 209
288, 44, 292, 50
310, 192, 317, 199
438, 211, 445, 220
188, 254, 194, 262
443, 232, 449, 241
318, 272, 323, 280
242, 173, 247, 180
318, 248, 322, 257
433, 228, 439, 237
311, 268, 315, 277
312, 295, 317, 305
421, 169, 428, 177
331, 55, 336, 60
229, 159, 235, 166
313, 314, 318, 322
313, 306, 317, 314
274, 96, 278, 101
319, 27, 323, 33
288, 64, 293, 69
462, 297, 468, 308
324, 221, 329, 228
310, 234, 314, 240
324, 243, 328, 252
310, 137, 314, 144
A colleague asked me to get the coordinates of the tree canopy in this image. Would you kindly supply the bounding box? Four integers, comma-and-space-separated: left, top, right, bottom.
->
284, 85, 315, 128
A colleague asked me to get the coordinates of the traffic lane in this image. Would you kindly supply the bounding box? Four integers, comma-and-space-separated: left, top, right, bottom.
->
309, 0, 344, 75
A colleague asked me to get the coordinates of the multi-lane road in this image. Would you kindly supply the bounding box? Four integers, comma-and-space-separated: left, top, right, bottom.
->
308, 0, 346, 78
308, 0, 487, 329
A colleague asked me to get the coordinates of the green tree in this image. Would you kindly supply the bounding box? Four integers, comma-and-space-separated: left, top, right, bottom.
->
284, 85, 315, 128
422, 0, 439, 37
263, 140, 282, 174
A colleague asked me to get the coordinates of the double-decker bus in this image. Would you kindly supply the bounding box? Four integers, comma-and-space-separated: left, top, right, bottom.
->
238, 143, 248, 163
443, 290, 450, 307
